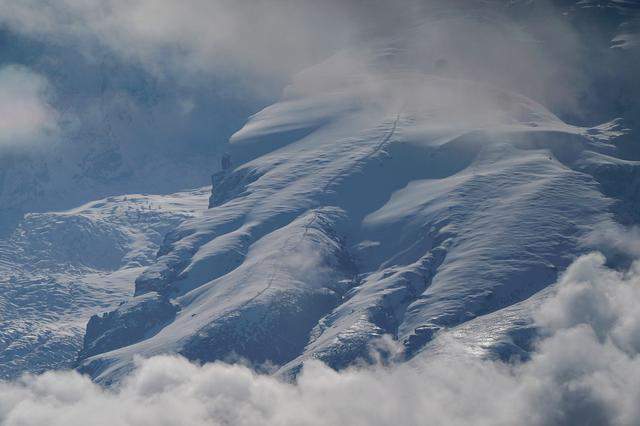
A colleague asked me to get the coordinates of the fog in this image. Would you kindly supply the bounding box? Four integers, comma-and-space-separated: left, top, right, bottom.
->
0, 0, 634, 216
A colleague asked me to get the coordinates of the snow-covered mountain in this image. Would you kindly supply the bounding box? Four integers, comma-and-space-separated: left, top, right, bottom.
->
2, 0, 640, 390
76, 64, 637, 383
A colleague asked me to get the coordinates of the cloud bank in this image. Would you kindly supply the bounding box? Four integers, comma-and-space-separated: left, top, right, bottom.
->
0, 0, 593, 113
0, 65, 58, 147
2, 252, 640, 426
0, 0, 358, 84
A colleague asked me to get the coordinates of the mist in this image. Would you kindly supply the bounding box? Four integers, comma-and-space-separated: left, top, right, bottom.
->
1, 0, 635, 217
0, 0, 616, 109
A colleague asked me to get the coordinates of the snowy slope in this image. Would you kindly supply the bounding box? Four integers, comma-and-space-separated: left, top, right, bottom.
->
0, 188, 209, 379
2, 0, 639, 385
76, 64, 636, 382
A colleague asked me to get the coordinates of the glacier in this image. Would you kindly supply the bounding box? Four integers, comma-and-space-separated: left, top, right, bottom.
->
1, 0, 639, 399
0, 188, 210, 379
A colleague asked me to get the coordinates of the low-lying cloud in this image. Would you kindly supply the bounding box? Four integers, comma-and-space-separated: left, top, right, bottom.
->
2, 252, 640, 426
0, 0, 358, 84
0, 65, 58, 147
0, 0, 595, 114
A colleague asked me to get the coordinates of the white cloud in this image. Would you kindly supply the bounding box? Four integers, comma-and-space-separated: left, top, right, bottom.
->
584, 223, 640, 260
2, 252, 640, 425
0, 65, 58, 147
0, 0, 587, 113
0, 0, 357, 83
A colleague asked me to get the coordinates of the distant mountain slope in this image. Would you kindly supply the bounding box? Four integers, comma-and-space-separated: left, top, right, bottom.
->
0, 188, 209, 379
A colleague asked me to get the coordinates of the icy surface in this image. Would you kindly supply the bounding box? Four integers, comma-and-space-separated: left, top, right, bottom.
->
0, 188, 209, 379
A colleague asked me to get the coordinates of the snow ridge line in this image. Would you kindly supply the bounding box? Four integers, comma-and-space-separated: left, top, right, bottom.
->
239, 113, 402, 309
302, 113, 401, 240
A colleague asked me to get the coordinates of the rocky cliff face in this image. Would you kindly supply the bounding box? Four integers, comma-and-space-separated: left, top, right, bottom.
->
79, 293, 179, 361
